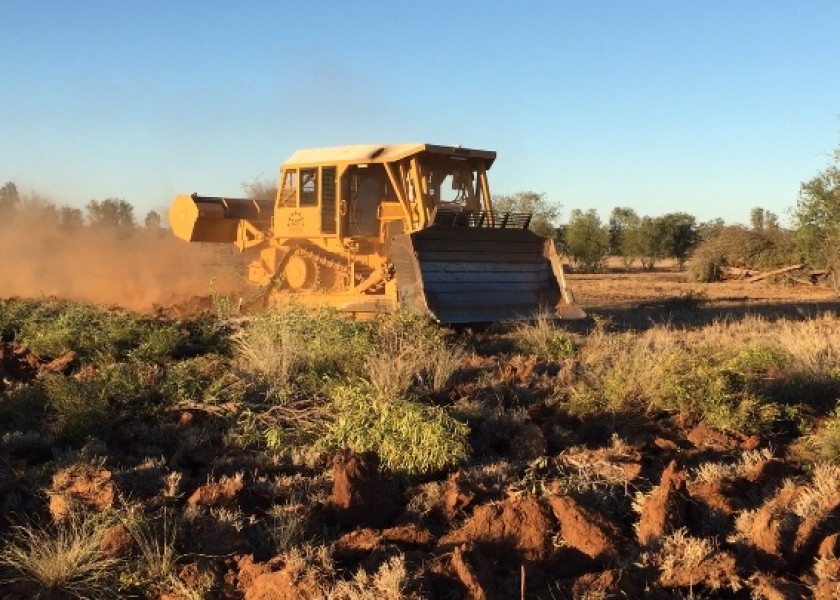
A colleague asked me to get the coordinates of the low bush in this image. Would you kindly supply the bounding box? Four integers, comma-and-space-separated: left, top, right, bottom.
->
804, 406, 840, 463
320, 382, 470, 475
20, 302, 147, 362
564, 329, 663, 415
127, 325, 185, 363
159, 355, 245, 406
687, 226, 795, 282
364, 309, 465, 397
565, 329, 797, 434
42, 375, 110, 444
514, 312, 578, 361
234, 306, 373, 397
0, 298, 199, 364
0, 384, 48, 434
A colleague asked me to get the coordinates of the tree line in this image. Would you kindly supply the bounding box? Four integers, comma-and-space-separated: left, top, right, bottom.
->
491, 191, 742, 272
0, 183, 161, 231
3, 140, 839, 286
494, 142, 840, 285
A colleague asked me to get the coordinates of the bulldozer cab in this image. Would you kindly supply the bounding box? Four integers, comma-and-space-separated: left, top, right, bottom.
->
272, 144, 497, 245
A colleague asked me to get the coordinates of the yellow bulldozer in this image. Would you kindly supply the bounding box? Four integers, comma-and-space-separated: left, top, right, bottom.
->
169, 143, 585, 324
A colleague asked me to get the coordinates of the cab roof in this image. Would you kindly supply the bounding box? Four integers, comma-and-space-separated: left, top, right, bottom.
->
282, 143, 496, 169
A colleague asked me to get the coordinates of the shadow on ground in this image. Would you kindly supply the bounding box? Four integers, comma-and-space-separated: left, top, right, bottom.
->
577, 298, 840, 333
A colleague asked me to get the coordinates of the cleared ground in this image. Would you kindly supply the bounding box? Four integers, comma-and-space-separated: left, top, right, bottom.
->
1, 267, 839, 598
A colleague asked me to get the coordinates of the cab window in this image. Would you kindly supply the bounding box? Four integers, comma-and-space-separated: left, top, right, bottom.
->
279, 170, 297, 207
300, 169, 317, 206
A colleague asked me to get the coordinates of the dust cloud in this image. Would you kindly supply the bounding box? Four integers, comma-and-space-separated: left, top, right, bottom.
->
0, 214, 246, 312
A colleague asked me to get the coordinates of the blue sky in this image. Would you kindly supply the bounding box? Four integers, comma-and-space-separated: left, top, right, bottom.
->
2, 1, 838, 226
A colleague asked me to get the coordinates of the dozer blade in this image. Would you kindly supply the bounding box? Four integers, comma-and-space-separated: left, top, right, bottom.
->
390, 226, 586, 324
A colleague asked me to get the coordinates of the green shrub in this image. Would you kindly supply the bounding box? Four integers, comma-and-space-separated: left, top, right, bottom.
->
97, 362, 165, 409
0, 384, 48, 434
20, 303, 138, 362
805, 405, 840, 463
727, 343, 791, 375
298, 308, 372, 376
655, 348, 730, 414
654, 345, 787, 434
179, 315, 231, 357
564, 331, 662, 415
320, 382, 470, 475
159, 355, 244, 405
0, 298, 40, 341
128, 325, 185, 362
0, 299, 202, 364
566, 337, 792, 434
687, 226, 795, 282
687, 255, 724, 283
42, 375, 110, 445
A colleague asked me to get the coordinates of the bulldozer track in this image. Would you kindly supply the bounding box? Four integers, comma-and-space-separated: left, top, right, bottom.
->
270, 243, 378, 293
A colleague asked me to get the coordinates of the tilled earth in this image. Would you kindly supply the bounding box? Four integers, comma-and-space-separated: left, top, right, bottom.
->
0, 346, 836, 598
1, 276, 840, 599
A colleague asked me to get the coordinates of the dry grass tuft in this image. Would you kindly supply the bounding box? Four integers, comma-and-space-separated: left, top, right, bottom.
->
691, 449, 774, 485
234, 319, 299, 395
640, 528, 742, 592
405, 480, 447, 518
656, 529, 716, 582
122, 508, 184, 595
728, 479, 800, 548
0, 510, 121, 598
327, 554, 409, 599
364, 311, 468, 398
267, 501, 307, 553
364, 347, 421, 400
794, 464, 840, 519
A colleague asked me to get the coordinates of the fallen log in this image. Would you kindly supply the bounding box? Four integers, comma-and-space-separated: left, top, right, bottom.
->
746, 264, 803, 283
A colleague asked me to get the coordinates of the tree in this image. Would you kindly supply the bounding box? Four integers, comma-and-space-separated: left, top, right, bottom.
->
750, 207, 765, 231
636, 216, 664, 270
564, 209, 609, 272
144, 210, 162, 230
657, 212, 699, 269
492, 191, 560, 238
58, 206, 83, 229
17, 191, 57, 217
794, 148, 840, 268
629, 213, 698, 270
0, 181, 20, 214
751, 207, 779, 232
608, 207, 641, 267
85, 198, 136, 229
697, 218, 726, 242
242, 177, 278, 202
